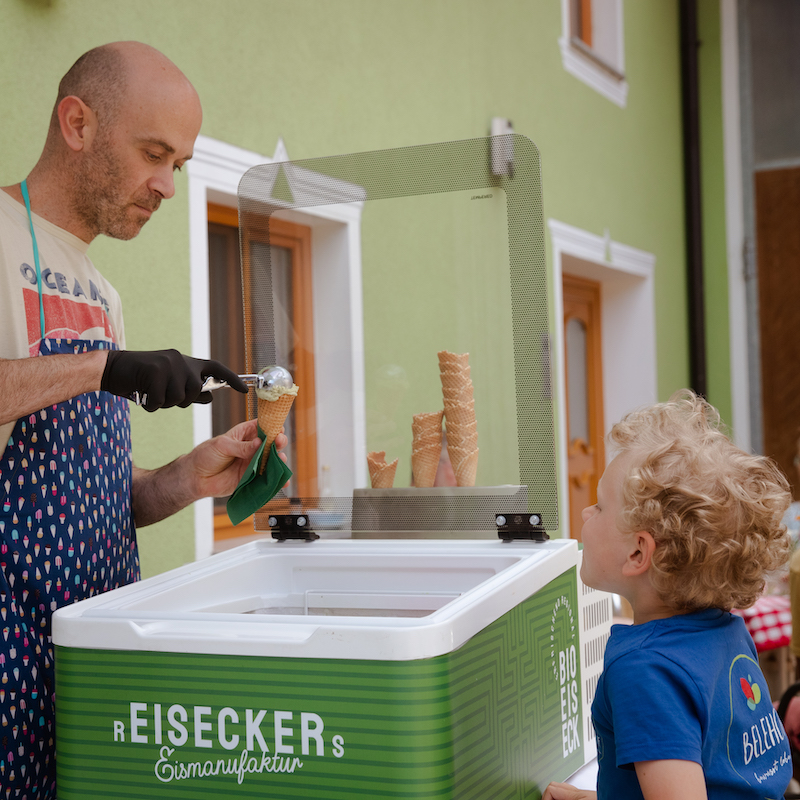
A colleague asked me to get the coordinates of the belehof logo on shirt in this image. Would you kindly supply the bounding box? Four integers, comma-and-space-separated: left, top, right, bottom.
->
727, 654, 790, 787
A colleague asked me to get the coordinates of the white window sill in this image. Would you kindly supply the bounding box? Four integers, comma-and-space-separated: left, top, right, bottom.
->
559, 36, 628, 108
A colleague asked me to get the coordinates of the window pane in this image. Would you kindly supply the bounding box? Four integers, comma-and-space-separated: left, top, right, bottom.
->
566, 317, 589, 443
209, 225, 245, 440
270, 245, 295, 373
208, 223, 246, 511
249, 241, 297, 494
749, 0, 800, 165
590, 0, 620, 66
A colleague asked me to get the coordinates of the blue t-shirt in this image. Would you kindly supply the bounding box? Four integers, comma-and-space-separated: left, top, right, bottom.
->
592, 609, 791, 799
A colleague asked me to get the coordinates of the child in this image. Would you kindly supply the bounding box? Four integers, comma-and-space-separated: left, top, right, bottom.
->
544, 391, 793, 800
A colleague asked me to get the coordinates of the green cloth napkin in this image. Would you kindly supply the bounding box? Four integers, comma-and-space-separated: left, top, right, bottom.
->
227, 438, 293, 526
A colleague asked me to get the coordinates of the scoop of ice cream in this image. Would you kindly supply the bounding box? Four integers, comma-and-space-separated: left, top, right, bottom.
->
256, 383, 299, 402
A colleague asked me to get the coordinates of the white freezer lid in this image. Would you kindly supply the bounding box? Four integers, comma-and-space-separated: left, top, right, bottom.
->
52, 538, 579, 661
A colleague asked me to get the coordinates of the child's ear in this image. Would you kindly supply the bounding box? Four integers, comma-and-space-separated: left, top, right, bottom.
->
622, 531, 657, 577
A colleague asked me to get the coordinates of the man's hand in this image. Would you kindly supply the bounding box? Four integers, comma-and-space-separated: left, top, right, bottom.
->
131, 420, 288, 527
101, 348, 246, 411
542, 782, 596, 800
186, 419, 289, 498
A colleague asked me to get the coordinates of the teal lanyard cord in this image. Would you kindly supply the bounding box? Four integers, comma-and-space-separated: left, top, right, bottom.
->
20, 179, 46, 343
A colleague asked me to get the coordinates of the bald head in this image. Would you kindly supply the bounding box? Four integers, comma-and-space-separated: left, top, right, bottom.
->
25, 41, 203, 242
50, 44, 125, 134
47, 42, 200, 144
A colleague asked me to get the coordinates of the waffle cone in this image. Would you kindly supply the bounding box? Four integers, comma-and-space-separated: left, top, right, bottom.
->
257, 393, 296, 473
412, 434, 441, 451
439, 368, 471, 387
367, 451, 398, 488
443, 399, 476, 427
445, 417, 477, 434
442, 386, 474, 405
451, 447, 479, 487
437, 351, 470, 370
367, 450, 386, 471
411, 426, 441, 441
418, 410, 443, 422
461, 436, 479, 453
411, 443, 442, 488
372, 461, 398, 488
447, 429, 478, 452
412, 410, 444, 433
411, 428, 442, 450
412, 411, 443, 448
437, 352, 476, 485
446, 417, 477, 434
447, 443, 472, 461
440, 378, 471, 401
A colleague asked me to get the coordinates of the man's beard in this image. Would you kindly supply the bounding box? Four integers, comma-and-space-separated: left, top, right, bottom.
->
72, 138, 160, 241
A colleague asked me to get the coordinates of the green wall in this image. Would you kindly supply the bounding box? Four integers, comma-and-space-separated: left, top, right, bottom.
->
697, 0, 732, 428
1, 0, 729, 573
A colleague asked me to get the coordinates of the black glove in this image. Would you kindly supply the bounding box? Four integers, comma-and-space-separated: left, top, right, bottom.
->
101, 349, 247, 412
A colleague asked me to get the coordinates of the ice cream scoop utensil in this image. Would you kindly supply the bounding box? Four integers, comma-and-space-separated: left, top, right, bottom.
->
130, 365, 293, 406
202, 366, 294, 393
200, 374, 258, 392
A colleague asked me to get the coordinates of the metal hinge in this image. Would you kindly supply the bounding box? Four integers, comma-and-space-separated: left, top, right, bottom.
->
495, 513, 550, 543
268, 513, 319, 542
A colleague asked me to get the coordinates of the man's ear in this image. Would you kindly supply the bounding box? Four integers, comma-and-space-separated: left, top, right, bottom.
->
622, 531, 657, 577
57, 96, 98, 153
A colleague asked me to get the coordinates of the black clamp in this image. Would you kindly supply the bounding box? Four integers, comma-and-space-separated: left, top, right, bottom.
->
268, 513, 319, 542
495, 513, 550, 543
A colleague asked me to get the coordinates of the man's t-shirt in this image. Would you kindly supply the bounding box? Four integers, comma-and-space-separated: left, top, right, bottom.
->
593, 608, 791, 799
0, 188, 125, 457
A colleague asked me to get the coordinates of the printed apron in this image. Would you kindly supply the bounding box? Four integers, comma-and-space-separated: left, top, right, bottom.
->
1, 182, 139, 798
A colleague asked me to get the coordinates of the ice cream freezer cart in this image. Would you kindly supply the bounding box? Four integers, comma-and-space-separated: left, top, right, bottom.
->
52, 136, 613, 798
53, 538, 611, 799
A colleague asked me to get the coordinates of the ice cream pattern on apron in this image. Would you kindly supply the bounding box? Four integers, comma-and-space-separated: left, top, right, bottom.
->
0, 181, 139, 798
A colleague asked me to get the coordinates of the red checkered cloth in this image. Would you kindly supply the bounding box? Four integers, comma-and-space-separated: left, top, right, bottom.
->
732, 594, 792, 652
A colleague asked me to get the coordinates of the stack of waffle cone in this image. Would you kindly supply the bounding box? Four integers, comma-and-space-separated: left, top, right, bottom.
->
411, 410, 444, 487
367, 450, 399, 489
438, 350, 478, 486
257, 392, 296, 474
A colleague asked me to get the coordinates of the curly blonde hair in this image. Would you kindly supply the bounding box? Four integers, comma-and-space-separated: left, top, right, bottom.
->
609, 391, 791, 611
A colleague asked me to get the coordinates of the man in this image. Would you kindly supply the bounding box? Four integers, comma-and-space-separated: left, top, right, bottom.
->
0, 42, 279, 797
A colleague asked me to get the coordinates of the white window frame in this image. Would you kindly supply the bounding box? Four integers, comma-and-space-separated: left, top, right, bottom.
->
558, 0, 629, 108
549, 219, 656, 537
187, 136, 366, 559
720, 0, 751, 452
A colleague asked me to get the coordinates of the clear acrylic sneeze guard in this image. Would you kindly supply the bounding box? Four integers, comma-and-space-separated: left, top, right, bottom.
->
236, 135, 557, 537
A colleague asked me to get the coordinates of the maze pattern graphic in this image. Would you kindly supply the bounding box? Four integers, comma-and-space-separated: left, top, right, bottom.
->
55, 569, 582, 799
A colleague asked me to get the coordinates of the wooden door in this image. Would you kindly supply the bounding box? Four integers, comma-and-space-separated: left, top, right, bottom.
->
756, 165, 800, 494
208, 204, 318, 540
563, 275, 605, 540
